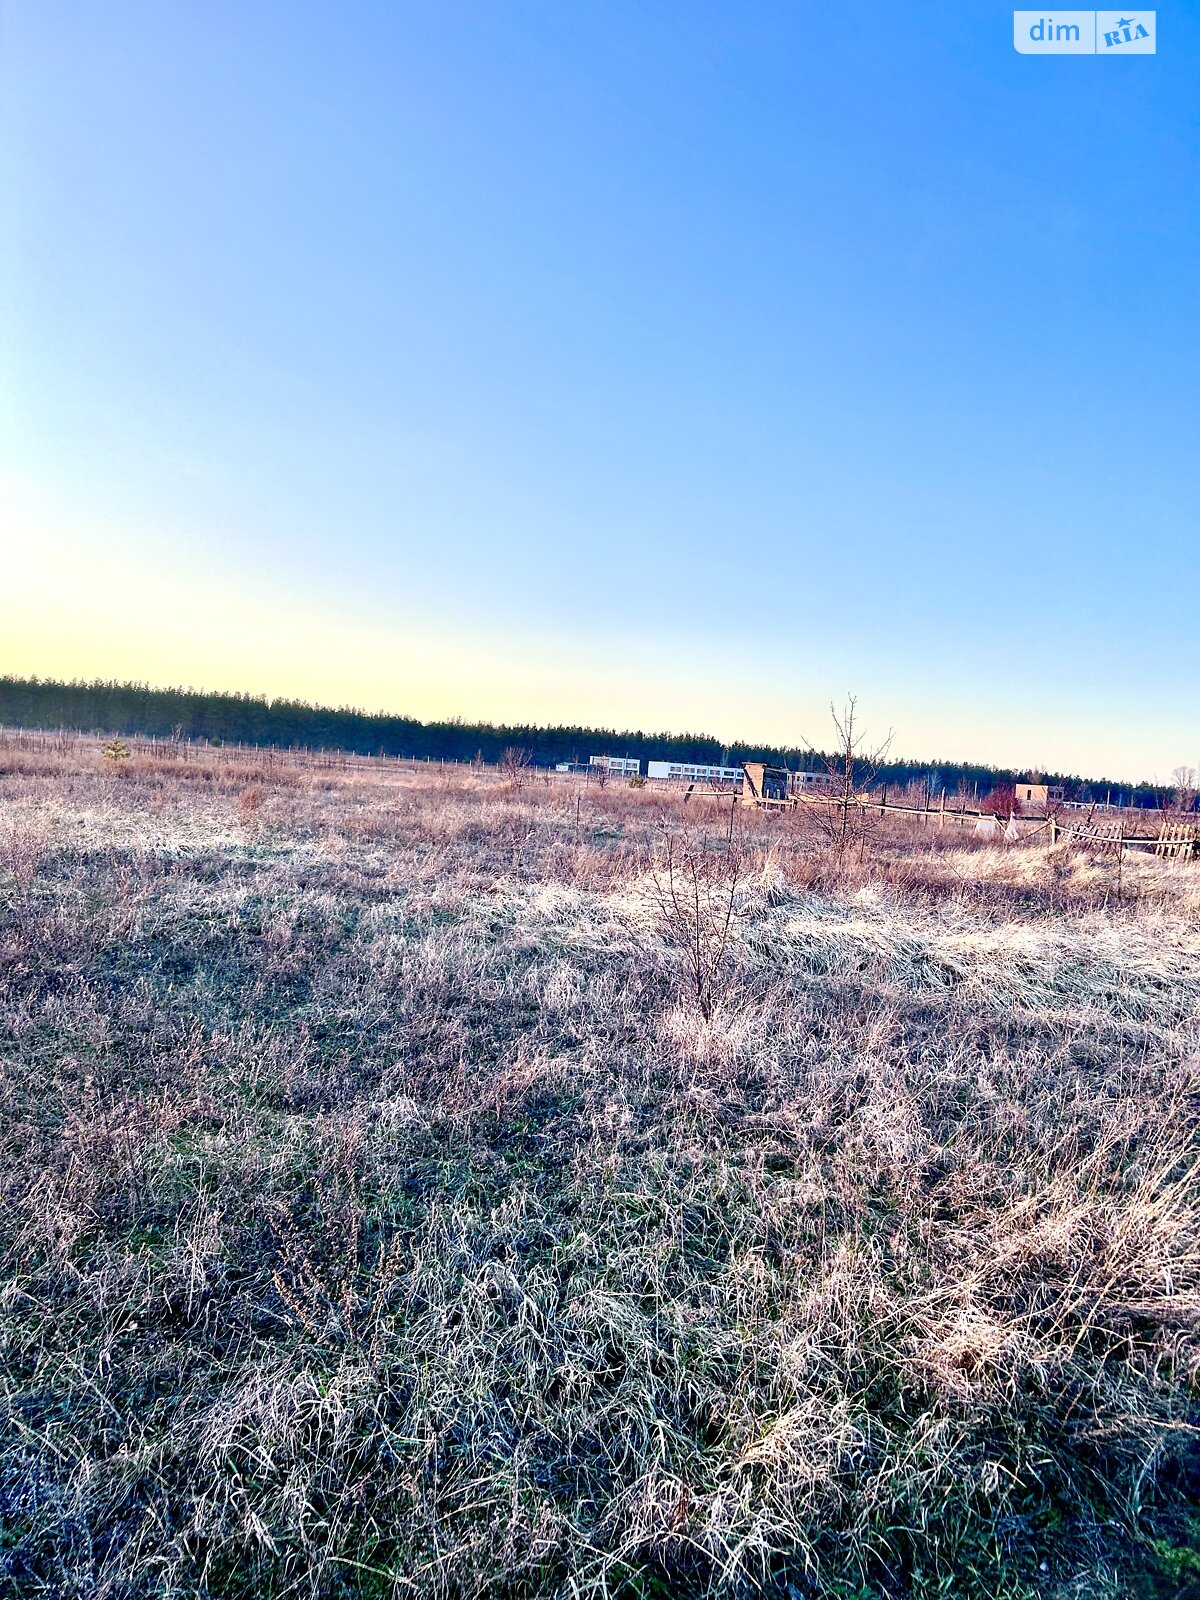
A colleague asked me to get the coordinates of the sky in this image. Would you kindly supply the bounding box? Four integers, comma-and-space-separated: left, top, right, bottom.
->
1, 1, 1197, 781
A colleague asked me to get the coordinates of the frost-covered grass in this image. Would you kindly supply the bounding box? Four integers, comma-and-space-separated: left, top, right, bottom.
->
1, 750, 1199, 1599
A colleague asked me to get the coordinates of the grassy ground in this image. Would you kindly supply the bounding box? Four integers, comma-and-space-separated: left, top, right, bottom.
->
1, 745, 1198, 1598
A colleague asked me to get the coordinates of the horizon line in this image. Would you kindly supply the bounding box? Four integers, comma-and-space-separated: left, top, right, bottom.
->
0, 670, 1168, 793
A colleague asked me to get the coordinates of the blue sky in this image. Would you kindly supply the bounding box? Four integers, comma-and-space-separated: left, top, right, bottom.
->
2, 1, 1196, 779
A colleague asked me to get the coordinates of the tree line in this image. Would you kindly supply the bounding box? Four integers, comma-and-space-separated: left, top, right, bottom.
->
0, 675, 1174, 807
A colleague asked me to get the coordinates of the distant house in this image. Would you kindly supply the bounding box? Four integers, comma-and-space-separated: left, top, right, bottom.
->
646, 759, 742, 784
588, 755, 641, 777
1015, 779, 1065, 811
740, 762, 792, 807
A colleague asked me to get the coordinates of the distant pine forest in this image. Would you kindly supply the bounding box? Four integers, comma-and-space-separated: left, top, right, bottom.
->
0, 675, 1168, 806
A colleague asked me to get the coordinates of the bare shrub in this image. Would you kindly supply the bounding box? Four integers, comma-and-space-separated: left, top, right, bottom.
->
1172, 764, 1198, 814
500, 744, 533, 794
645, 822, 746, 1019
809, 695, 893, 854
980, 781, 1016, 817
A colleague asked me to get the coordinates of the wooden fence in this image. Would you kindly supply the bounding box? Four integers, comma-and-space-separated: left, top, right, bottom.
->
783, 790, 1199, 860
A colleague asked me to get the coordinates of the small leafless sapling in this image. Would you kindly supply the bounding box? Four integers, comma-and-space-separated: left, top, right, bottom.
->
1171, 765, 1198, 816
807, 696, 893, 855
500, 745, 533, 793
645, 823, 745, 1020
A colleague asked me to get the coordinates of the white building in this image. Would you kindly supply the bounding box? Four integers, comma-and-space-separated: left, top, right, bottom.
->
588, 755, 642, 777
646, 760, 743, 784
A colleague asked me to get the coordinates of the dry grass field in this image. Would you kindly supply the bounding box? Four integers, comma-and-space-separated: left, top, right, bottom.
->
2, 740, 1199, 1599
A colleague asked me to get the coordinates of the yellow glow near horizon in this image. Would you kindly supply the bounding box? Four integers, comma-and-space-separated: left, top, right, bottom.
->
2, 491, 1185, 785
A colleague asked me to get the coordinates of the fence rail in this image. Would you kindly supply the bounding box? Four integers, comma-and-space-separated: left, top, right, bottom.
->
675, 776, 1198, 857
780, 790, 1198, 858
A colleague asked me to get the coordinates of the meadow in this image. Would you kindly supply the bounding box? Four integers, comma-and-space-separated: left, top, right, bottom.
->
1, 739, 1198, 1598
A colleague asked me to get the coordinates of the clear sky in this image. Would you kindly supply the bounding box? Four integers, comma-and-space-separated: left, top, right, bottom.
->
1, 2, 1196, 780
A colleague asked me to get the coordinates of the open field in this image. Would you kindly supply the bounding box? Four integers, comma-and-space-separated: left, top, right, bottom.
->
1, 742, 1199, 1598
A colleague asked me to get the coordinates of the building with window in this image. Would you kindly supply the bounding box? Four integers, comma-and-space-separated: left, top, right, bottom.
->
646, 760, 743, 784
588, 755, 642, 777
1015, 779, 1065, 811
740, 762, 792, 806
